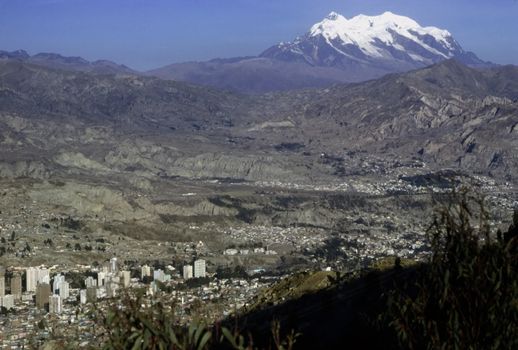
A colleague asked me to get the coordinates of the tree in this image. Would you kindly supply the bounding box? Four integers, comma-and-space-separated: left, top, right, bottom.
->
386, 191, 518, 349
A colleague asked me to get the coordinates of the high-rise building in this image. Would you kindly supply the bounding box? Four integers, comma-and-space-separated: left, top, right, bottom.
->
105, 274, 120, 298
53, 274, 66, 294
11, 273, 22, 300
194, 259, 206, 278
38, 268, 50, 284
183, 265, 193, 280
119, 270, 131, 288
110, 257, 118, 273
36, 283, 51, 309
153, 269, 165, 282
98, 271, 106, 287
141, 265, 151, 280
49, 295, 62, 314
79, 289, 87, 304
26, 267, 38, 292
85, 276, 97, 288
58, 281, 70, 299
0, 273, 5, 297
27, 267, 51, 292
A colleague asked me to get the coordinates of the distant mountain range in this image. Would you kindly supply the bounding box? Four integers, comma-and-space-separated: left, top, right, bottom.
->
0, 49, 136, 75
1, 11, 492, 93
0, 12, 493, 93
148, 11, 491, 93
1, 54, 517, 234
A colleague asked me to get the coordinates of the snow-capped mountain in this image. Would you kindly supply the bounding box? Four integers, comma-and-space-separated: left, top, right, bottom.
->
148, 11, 489, 93
261, 11, 486, 69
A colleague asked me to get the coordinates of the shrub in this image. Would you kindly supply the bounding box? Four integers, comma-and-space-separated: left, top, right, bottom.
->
386, 190, 518, 349
94, 289, 298, 350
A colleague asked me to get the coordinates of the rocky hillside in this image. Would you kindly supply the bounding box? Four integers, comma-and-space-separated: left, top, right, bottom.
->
1, 58, 517, 183
262, 60, 518, 180
0, 58, 516, 239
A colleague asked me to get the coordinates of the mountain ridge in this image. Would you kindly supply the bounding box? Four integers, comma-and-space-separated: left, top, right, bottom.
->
149, 11, 491, 93
261, 11, 487, 69
0, 57, 517, 243
0, 49, 137, 75
1, 58, 517, 183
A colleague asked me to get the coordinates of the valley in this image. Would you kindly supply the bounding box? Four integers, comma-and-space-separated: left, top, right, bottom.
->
0, 8, 517, 348
1, 56, 516, 269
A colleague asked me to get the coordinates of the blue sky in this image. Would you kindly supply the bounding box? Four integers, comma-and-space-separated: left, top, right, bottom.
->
0, 0, 517, 70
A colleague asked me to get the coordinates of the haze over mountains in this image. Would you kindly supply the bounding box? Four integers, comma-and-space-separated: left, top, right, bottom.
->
0, 10, 516, 236
149, 11, 489, 93
0, 49, 136, 75
2, 11, 491, 94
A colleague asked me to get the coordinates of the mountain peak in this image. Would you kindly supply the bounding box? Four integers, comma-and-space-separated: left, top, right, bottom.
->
310, 11, 438, 47
0, 49, 30, 59
325, 11, 344, 21
261, 11, 486, 70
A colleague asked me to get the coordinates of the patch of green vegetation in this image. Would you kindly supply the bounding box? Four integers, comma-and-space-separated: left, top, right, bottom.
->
90, 290, 299, 350
61, 216, 83, 231
208, 195, 256, 224
370, 257, 416, 271
385, 192, 518, 349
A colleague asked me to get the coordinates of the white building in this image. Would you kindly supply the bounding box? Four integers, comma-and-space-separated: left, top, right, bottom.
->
26, 267, 50, 292
150, 281, 159, 294
183, 265, 193, 280
49, 295, 62, 314
38, 268, 50, 284
85, 276, 97, 288
26, 267, 38, 292
224, 249, 238, 256
110, 257, 118, 273
58, 281, 70, 299
53, 274, 65, 294
153, 269, 165, 282
98, 272, 106, 287
80, 289, 87, 304
0, 294, 14, 310
141, 265, 151, 280
194, 259, 206, 278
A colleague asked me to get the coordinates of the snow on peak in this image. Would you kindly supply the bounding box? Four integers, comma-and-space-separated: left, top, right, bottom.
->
310, 11, 457, 59
325, 11, 344, 21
